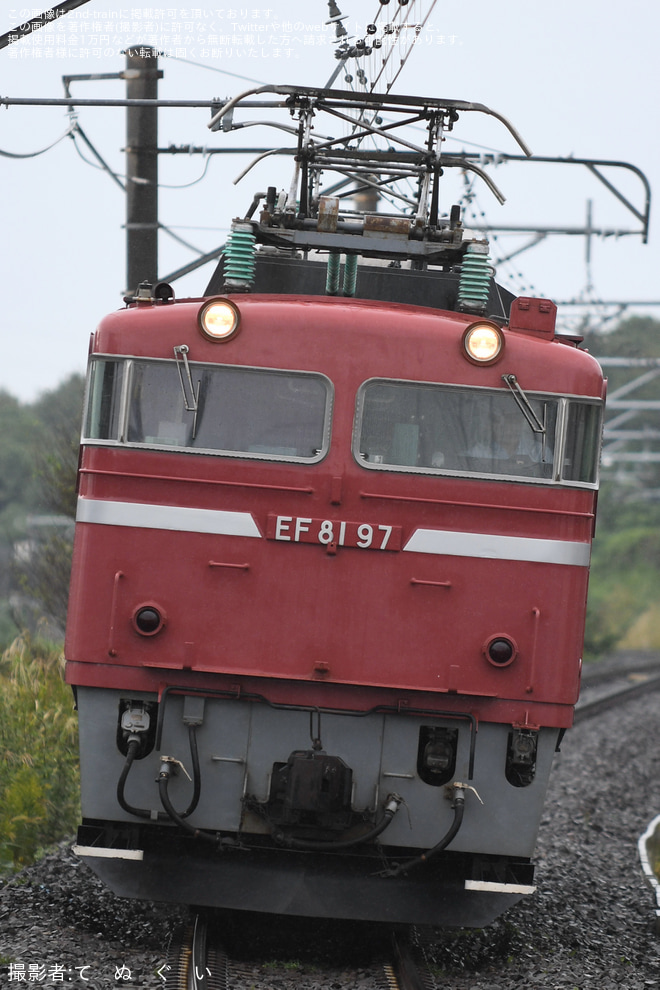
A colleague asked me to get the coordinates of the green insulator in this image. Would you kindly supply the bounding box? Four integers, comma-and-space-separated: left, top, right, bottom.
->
343, 253, 358, 297
223, 222, 256, 291
457, 248, 492, 314
326, 251, 341, 295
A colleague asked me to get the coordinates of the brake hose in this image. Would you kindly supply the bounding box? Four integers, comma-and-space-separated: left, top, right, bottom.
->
273, 794, 402, 851
157, 758, 219, 845
181, 724, 201, 819
383, 786, 466, 878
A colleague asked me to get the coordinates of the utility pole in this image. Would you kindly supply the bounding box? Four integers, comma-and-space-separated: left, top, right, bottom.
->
124, 47, 162, 294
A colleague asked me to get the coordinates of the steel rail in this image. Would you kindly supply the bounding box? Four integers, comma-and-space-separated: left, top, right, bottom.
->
385, 931, 436, 990
574, 666, 660, 722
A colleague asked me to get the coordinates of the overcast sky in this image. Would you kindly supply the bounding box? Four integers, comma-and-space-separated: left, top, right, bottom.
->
1, 0, 658, 403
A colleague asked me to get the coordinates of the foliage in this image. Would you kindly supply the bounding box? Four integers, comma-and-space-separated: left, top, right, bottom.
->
0, 392, 41, 529
581, 316, 660, 656
585, 315, 660, 498
584, 564, 657, 658
585, 512, 660, 658
585, 522, 660, 657
31, 373, 85, 520
6, 374, 84, 640
583, 314, 660, 360
15, 530, 75, 634
0, 634, 79, 870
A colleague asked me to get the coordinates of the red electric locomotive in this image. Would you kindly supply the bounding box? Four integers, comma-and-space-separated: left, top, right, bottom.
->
66, 88, 604, 941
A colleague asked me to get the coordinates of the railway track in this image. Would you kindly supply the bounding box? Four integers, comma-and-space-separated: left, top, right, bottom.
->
575, 654, 660, 721
165, 915, 439, 989
383, 930, 438, 990
165, 917, 230, 989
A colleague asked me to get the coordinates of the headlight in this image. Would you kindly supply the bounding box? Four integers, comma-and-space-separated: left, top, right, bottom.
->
198, 298, 240, 341
462, 321, 504, 364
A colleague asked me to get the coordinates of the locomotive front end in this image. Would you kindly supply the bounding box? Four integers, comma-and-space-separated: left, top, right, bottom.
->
65, 86, 605, 928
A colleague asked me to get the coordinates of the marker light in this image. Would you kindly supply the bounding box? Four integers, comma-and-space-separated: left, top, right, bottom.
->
133, 606, 164, 636
198, 298, 240, 341
463, 321, 504, 364
484, 636, 517, 667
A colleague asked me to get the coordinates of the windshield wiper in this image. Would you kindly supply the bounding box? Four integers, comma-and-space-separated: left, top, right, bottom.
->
501, 374, 546, 434
502, 373, 548, 461
173, 345, 200, 438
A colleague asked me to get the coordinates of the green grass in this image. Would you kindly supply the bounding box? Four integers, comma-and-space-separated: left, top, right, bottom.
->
0, 634, 79, 871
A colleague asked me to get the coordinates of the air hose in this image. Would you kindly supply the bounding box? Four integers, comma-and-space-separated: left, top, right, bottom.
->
157, 758, 219, 846
181, 724, 201, 819
382, 785, 466, 878
273, 793, 402, 851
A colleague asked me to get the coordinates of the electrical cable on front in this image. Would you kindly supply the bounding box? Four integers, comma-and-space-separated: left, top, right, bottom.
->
117, 725, 201, 821
116, 739, 155, 820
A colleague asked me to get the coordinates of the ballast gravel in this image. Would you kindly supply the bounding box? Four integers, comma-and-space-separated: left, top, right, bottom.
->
2, 675, 660, 989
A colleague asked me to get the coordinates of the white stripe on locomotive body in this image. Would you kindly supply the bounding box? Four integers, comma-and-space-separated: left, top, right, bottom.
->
402, 528, 591, 567
76, 496, 590, 567
76, 497, 262, 538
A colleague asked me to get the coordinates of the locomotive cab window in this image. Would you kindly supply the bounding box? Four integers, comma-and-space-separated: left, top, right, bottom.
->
83, 356, 332, 463
562, 401, 602, 484
355, 379, 601, 487
85, 359, 125, 441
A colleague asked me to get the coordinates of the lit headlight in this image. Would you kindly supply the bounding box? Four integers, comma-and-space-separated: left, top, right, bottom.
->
462, 321, 504, 364
198, 298, 240, 341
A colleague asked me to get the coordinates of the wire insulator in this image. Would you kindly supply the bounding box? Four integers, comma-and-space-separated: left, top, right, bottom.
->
223, 221, 256, 292
326, 251, 341, 295
458, 245, 493, 314
343, 254, 358, 297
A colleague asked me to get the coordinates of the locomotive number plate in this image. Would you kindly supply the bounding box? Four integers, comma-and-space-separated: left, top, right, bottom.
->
267, 514, 402, 551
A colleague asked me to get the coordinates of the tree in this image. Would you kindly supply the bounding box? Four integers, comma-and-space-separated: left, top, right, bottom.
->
582, 316, 660, 654
31, 373, 85, 519
12, 375, 85, 635
0, 392, 40, 525
584, 315, 660, 497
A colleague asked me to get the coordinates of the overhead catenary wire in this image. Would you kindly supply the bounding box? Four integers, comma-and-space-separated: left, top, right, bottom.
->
4, 2, 649, 313
69, 121, 126, 191
326, 0, 438, 96
67, 120, 214, 192
163, 53, 265, 87
0, 123, 76, 158
0, 0, 93, 51
2, 57, 223, 288
459, 169, 538, 299
160, 224, 207, 258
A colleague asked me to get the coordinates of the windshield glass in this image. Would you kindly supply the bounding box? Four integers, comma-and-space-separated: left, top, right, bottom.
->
562, 401, 602, 484
356, 379, 601, 486
84, 357, 332, 463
